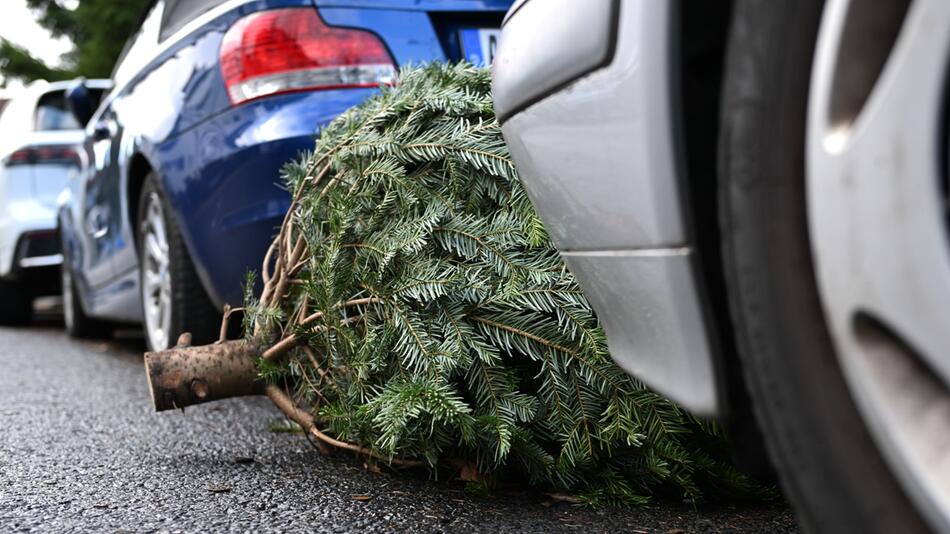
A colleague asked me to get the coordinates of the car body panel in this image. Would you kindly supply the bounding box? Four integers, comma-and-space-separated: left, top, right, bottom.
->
560, 250, 718, 414
61, 0, 512, 324
64, 0, 322, 320
494, 0, 722, 414
155, 88, 375, 308
492, 0, 616, 123
318, 8, 447, 65
496, 0, 686, 250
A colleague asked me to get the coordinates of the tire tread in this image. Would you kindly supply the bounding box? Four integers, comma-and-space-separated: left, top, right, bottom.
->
718, 1, 929, 532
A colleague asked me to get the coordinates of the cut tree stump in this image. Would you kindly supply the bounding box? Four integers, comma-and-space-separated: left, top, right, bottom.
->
144, 334, 262, 411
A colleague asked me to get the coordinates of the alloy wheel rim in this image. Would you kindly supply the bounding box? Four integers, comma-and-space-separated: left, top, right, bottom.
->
141, 193, 172, 351
807, 0, 950, 528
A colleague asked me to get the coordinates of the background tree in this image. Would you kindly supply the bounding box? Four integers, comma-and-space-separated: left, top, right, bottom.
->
0, 0, 149, 84
0, 40, 72, 83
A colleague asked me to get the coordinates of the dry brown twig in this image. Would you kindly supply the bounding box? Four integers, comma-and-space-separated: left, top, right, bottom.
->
264, 384, 422, 467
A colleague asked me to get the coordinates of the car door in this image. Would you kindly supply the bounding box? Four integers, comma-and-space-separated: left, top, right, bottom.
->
80, 2, 165, 288
80, 105, 119, 287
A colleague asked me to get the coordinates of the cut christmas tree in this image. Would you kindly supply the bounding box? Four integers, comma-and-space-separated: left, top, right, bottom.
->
144, 63, 749, 505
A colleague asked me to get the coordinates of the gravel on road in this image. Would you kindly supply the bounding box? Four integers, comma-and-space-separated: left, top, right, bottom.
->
0, 318, 798, 533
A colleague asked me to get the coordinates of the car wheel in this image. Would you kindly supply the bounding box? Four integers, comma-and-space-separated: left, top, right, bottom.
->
718, 0, 943, 532
61, 255, 112, 338
0, 279, 32, 326
137, 173, 221, 352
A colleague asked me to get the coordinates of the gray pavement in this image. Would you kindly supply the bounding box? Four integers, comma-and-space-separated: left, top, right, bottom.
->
0, 316, 797, 533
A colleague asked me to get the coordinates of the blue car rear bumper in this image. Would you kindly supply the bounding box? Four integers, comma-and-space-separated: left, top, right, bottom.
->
156, 87, 376, 308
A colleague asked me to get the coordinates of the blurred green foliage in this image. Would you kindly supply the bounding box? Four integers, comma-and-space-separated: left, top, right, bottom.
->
0, 40, 72, 83
0, 0, 149, 84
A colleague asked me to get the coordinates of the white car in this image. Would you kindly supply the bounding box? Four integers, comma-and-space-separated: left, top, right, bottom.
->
494, 0, 949, 532
0, 79, 110, 324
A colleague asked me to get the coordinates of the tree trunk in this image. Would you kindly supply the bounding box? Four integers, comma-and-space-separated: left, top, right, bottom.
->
144, 335, 262, 411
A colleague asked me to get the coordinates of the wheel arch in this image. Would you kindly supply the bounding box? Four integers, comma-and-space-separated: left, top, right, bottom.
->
126, 151, 153, 252
676, 0, 775, 478
124, 149, 227, 317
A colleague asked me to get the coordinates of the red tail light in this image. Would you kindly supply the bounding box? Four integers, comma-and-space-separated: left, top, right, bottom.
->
219, 8, 397, 105
8, 149, 32, 165
3, 146, 80, 167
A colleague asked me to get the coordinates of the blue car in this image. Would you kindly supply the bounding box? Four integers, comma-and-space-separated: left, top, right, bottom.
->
58, 0, 511, 350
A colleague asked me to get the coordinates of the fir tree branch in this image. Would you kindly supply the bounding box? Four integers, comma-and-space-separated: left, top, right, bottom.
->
469, 315, 578, 356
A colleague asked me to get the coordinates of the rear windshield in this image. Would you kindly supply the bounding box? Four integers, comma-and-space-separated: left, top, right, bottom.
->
160, 0, 224, 41
34, 89, 106, 131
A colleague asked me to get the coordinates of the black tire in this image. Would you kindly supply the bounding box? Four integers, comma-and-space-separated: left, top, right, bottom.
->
0, 279, 32, 326
137, 173, 221, 351
718, 1, 929, 532
61, 257, 112, 339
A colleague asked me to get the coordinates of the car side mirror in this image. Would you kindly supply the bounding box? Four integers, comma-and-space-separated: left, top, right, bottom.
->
65, 79, 94, 127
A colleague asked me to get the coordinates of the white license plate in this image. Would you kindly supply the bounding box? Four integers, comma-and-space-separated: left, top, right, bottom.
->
460, 28, 501, 67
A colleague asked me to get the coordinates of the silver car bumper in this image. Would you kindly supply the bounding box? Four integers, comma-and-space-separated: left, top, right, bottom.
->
493, 0, 721, 415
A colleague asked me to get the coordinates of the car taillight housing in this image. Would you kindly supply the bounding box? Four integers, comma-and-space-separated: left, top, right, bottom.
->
3, 146, 80, 167
219, 8, 397, 105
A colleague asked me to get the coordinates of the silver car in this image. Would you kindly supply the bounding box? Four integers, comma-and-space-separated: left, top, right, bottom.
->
494, 0, 949, 532
0, 79, 110, 324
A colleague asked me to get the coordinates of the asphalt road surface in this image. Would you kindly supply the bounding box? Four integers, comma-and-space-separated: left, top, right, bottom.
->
0, 312, 798, 533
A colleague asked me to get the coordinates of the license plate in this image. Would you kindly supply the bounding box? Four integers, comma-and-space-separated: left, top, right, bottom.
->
459, 28, 501, 67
